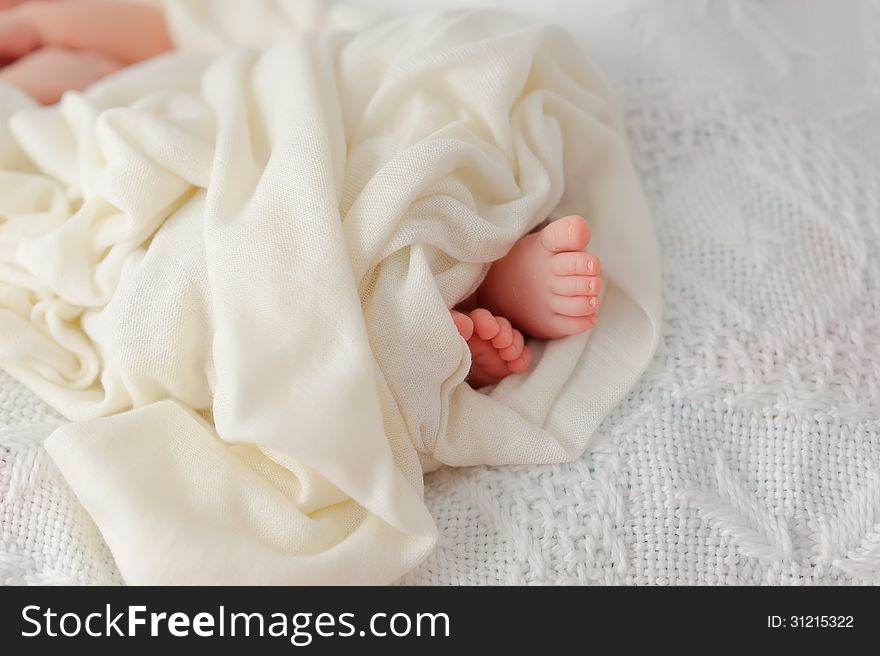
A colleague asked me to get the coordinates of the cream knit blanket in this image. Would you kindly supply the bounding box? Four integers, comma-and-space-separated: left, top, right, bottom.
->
0, 5, 659, 584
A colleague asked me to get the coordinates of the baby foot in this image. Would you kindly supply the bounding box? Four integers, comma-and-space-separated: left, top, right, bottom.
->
476, 215, 601, 339
451, 308, 532, 388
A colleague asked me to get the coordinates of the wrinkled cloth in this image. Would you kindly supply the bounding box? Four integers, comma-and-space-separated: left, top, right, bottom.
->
0, 6, 659, 584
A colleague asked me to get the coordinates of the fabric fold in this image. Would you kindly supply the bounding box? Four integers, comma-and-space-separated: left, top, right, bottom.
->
0, 5, 660, 584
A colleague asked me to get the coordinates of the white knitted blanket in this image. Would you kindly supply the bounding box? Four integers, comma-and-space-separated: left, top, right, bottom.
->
3, 0, 879, 585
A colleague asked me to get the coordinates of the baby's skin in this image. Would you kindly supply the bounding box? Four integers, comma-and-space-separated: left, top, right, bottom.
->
0, 2, 603, 387
453, 215, 601, 386
0, 0, 170, 104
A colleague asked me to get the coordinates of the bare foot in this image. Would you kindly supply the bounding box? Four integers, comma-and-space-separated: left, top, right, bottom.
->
476, 215, 601, 339
451, 308, 532, 387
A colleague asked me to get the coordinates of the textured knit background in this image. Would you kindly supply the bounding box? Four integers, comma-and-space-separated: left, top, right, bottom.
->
2, 0, 879, 585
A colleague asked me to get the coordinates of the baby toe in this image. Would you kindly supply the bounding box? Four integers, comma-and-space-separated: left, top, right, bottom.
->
507, 345, 532, 373
550, 275, 601, 296
498, 329, 525, 361
550, 251, 601, 277
451, 310, 474, 340
551, 294, 600, 317
540, 215, 591, 253
491, 316, 514, 349
469, 308, 500, 340
544, 314, 597, 337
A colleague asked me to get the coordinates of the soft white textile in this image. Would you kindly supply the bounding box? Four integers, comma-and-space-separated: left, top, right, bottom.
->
6, 0, 875, 587
0, 3, 659, 584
